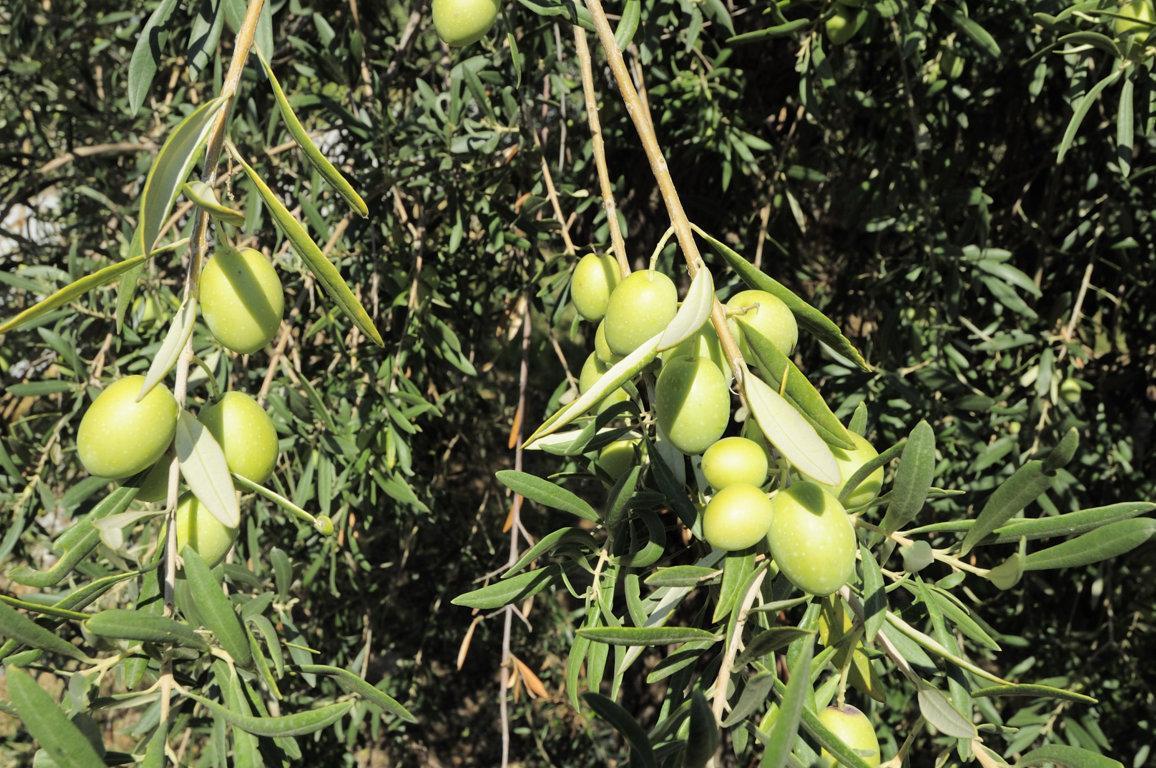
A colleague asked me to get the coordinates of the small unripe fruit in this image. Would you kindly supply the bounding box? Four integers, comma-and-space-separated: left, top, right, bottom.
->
432, 0, 500, 47
668, 325, 732, 382
655, 356, 730, 455
702, 437, 768, 490
200, 247, 284, 354
825, 4, 862, 45
175, 493, 238, 568
594, 320, 623, 365
604, 270, 677, 356
198, 391, 279, 484
596, 439, 640, 481
726, 289, 798, 358
817, 705, 881, 768
702, 483, 774, 551
77, 376, 178, 479
824, 432, 884, 508
571, 253, 622, 321
1116, 0, 1155, 38
767, 482, 856, 595
1059, 377, 1082, 405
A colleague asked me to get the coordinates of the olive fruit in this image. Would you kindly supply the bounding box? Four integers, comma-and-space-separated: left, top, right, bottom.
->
77, 376, 178, 479
1059, 377, 1082, 405
1116, 0, 1155, 38
595, 438, 640, 481
571, 253, 622, 321
432, 0, 499, 47
655, 356, 730, 455
579, 353, 629, 414
668, 325, 732, 382
824, 432, 884, 508
702, 483, 774, 551
134, 456, 173, 503
175, 493, 238, 568
702, 437, 768, 490
816, 705, 881, 768
726, 289, 798, 358
198, 391, 278, 484
767, 481, 856, 595
604, 270, 677, 356
825, 4, 862, 45
594, 320, 623, 365
199, 247, 284, 354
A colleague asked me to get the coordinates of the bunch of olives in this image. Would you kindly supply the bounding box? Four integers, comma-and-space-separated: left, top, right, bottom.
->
75, 246, 284, 566
568, 256, 886, 597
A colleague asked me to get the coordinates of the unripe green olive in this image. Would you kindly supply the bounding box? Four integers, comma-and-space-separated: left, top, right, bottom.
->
594, 320, 623, 365
824, 432, 884, 508
702, 437, 768, 490
199, 247, 284, 354
134, 455, 173, 503
579, 353, 629, 414
668, 325, 732, 382
175, 493, 238, 568
767, 481, 856, 595
77, 376, 178, 479
198, 391, 279, 484
1116, 0, 1155, 38
655, 356, 731, 455
702, 483, 774, 551
726, 289, 798, 358
604, 270, 678, 356
595, 438, 640, 481
571, 253, 622, 321
432, 0, 499, 47
1059, 377, 1082, 405
825, 4, 862, 45
816, 705, 881, 768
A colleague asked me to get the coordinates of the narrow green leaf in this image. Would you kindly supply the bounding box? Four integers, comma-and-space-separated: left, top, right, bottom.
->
140, 721, 168, 768
0, 254, 147, 334
85, 608, 207, 649
695, 225, 870, 370
183, 180, 245, 226
577, 625, 719, 646
256, 53, 368, 217
505, 527, 593, 576
138, 296, 197, 399
722, 671, 776, 727
736, 628, 814, 667
451, 566, 555, 609
879, 421, 935, 533
1058, 69, 1124, 163
838, 440, 904, 507
988, 502, 1156, 544
918, 686, 977, 739
1017, 745, 1123, 768
495, 470, 598, 522
184, 691, 353, 737
231, 473, 331, 534
645, 565, 720, 588
959, 460, 1053, 555
657, 268, 714, 351
742, 325, 854, 450
971, 683, 1095, 705
987, 553, 1025, 591
5, 667, 105, 768
175, 412, 239, 528
228, 143, 383, 346
299, 664, 416, 722
128, 0, 179, 114
948, 12, 1001, 58
1117, 76, 1135, 177
859, 545, 886, 642
581, 692, 657, 768
0, 600, 87, 661
1042, 427, 1079, 475
613, 0, 641, 49
685, 690, 720, 768
181, 546, 251, 666
761, 634, 812, 768
728, 18, 809, 43
1022, 519, 1156, 571
714, 549, 756, 623
744, 372, 839, 485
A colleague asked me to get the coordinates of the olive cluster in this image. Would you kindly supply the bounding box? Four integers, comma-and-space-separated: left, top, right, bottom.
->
75, 247, 284, 566
570, 255, 886, 598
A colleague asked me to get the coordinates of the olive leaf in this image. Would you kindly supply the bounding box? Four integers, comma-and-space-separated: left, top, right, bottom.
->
0, 600, 89, 662
1017, 745, 1124, 768
918, 685, 978, 739
581, 693, 657, 768
298, 664, 416, 722
138, 296, 197, 400
183, 180, 245, 226
495, 470, 598, 522
1021, 519, 1156, 572
685, 691, 720, 768
256, 52, 368, 217
743, 372, 839, 485
959, 460, 1054, 555
183, 691, 354, 737
577, 626, 719, 646
127, 0, 179, 114
987, 501, 1155, 544
228, 143, 383, 346
451, 566, 557, 610
181, 546, 251, 666
5, 667, 105, 768
85, 608, 207, 649
0, 253, 147, 334
761, 634, 813, 768
879, 420, 936, 533
175, 411, 239, 528
657, 266, 714, 351
970, 683, 1095, 705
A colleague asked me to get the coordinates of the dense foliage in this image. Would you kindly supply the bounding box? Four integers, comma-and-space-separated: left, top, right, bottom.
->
0, 0, 1152, 766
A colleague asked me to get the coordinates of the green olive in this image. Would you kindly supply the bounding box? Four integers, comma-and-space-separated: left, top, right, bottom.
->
667, 324, 732, 382
1059, 377, 1082, 404
199, 247, 284, 354
824, 432, 884, 508
579, 353, 630, 414
77, 376, 178, 479
594, 320, 623, 365
825, 4, 862, 45
702, 483, 774, 551
1116, 0, 1155, 38
726, 289, 798, 358
595, 438, 640, 481
432, 0, 500, 47
198, 391, 279, 484
175, 493, 238, 568
655, 356, 731, 455
133, 455, 174, 503
767, 481, 856, 595
702, 437, 768, 490
604, 270, 678, 356
571, 253, 622, 321
816, 705, 881, 768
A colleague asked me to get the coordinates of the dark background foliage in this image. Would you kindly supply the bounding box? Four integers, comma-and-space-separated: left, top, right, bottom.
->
0, 0, 1152, 765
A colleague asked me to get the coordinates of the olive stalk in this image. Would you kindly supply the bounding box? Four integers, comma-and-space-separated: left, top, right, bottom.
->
580, 0, 748, 392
